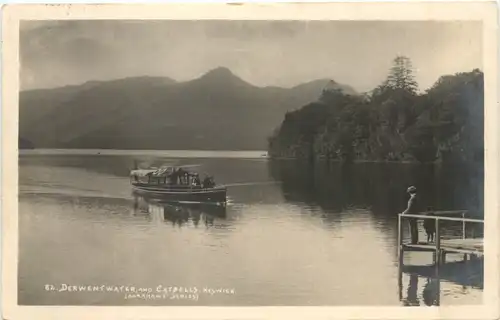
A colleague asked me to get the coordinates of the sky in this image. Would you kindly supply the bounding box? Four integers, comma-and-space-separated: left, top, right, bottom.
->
20, 20, 482, 93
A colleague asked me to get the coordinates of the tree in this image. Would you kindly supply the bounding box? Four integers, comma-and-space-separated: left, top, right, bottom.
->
385, 56, 419, 94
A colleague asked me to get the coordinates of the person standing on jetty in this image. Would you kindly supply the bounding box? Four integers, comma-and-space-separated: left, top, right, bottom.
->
402, 186, 419, 244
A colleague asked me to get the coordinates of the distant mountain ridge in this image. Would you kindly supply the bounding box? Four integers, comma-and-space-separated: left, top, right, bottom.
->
19, 67, 358, 150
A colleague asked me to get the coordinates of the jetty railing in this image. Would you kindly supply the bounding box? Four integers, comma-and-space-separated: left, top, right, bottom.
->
398, 212, 484, 265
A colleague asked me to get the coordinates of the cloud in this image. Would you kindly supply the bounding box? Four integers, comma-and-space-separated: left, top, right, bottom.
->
19, 20, 482, 92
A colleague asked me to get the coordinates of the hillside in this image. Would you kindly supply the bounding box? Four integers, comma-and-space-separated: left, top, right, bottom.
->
19, 68, 357, 150
268, 62, 484, 165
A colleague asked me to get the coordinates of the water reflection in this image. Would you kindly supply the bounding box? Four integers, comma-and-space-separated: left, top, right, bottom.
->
404, 274, 420, 306
132, 194, 227, 228
268, 159, 484, 216
269, 159, 484, 307
402, 274, 440, 307
422, 278, 440, 306
269, 159, 484, 243
399, 257, 483, 306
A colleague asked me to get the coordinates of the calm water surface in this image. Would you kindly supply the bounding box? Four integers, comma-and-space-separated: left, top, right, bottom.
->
18, 151, 484, 306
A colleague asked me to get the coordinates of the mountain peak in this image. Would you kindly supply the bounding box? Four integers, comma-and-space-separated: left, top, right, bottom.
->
323, 79, 339, 90
203, 67, 236, 79
195, 67, 252, 88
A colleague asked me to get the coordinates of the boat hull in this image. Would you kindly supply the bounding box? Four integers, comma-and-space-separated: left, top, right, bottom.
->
131, 184, 227, 204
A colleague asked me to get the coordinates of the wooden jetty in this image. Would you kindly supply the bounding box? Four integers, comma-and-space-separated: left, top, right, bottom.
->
398, 211, 484, 263
397, 211, 484, 306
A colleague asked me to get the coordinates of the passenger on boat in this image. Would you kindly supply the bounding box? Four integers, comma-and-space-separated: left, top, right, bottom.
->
192, 174, 202, 188
402, 186, 419, 244
175, 168, 190, 185
203, 176, 215, 188
170, 168, 180, 184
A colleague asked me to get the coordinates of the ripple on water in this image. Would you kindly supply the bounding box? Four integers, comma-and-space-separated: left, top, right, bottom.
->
18, 155, 483, 306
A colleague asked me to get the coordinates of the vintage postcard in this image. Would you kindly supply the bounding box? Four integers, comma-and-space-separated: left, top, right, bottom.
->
2, 2, 499, 320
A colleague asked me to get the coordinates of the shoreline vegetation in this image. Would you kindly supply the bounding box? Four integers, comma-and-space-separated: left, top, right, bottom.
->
267, 56, 484, 166
18, 149, 269, 159
268, 156, 422, 164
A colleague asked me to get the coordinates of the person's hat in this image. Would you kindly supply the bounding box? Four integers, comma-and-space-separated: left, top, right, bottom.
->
407, 186, 417, 193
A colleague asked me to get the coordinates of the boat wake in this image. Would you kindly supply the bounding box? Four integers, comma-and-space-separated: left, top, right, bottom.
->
19, 187, 133, 202
222, 181, 282, 188
20, 188, 237, 211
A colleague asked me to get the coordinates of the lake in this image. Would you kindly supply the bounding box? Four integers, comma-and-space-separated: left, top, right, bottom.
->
18, 150, 484, 306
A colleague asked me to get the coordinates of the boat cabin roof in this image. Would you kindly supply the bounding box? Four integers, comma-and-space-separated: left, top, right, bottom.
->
130, 169, 156, 177
130, 166, 200, 178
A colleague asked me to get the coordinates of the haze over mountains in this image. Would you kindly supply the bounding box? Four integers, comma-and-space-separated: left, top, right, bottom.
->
19, 67, 357, 150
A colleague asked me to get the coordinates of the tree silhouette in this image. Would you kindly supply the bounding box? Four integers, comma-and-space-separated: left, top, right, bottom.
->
385, 56, 419, 94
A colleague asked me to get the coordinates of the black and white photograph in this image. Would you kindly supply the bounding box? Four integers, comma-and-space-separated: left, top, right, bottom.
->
2, 2, 499, 319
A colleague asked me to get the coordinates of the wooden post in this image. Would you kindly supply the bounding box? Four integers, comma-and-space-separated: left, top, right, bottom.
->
435, 218, 441, 265
435, 262, 441, 306
398, 214, 404, 264
398, 214, 403, 247
462, 212, 468, 261
462, 212, 466, 240
398, 274, 403, 301
397, 257, 403, 301
397, 214, 404, 301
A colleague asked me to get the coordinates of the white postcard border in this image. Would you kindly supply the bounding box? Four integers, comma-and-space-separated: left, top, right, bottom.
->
2, 2, 499, 320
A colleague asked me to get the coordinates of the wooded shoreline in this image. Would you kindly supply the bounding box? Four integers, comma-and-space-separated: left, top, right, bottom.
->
267, 57, 484, 166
